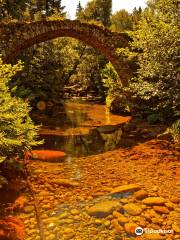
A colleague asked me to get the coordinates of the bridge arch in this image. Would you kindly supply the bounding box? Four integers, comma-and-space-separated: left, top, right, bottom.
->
0, 20, 132, 86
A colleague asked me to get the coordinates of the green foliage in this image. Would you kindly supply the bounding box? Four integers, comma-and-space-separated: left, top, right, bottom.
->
0, 58, 41, 187
147, 113, 164, 124
111, 10, 133, 32
14, 37, 87, 105
78, 0, 112, 27
167, 119, 180, 141
76, 1, 83, 19
127, 0, 180, 119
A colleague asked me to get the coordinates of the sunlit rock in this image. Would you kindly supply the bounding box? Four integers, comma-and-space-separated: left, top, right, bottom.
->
133, 190, 148, 200
142, 197, 166, 206
153, 206, 169, 214
87, 201, 121, 218
52, 179, 79, 187
26, 150, 66, 162
111, 184, 141, 194
124, 222, 138, 235
123, 203, 143, 216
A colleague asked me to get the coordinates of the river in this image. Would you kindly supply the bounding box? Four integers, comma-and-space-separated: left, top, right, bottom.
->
1, 101, 179, 240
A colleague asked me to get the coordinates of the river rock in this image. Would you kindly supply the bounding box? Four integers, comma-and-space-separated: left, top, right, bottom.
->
123, 203, 143, 216
170, 197, 180, 204
172, 224, 180, 233
142, 233, 166, 239
134, 190, 148, 200
111, 184, 141, 194
26, 150, 66, 162
43, 217, 59, 224
124, 222, 138, 235
87, 201, 121, 218
111, 219, 123, 234
52, 179, 79, 187
58, 212, 69, 219
117, 214, 129, 224
70, 209, 80, 215
153, 206, 169, 214
142, 197, 166, 206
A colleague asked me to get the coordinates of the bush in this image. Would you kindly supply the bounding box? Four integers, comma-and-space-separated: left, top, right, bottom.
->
0, 58, 41, 188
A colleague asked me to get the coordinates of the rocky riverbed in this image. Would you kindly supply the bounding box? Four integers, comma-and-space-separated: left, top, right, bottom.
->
0, 102, 179, 240
17, 137, 180, 240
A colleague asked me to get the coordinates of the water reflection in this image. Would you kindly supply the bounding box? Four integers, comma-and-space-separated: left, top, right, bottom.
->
37, 101, 130, 157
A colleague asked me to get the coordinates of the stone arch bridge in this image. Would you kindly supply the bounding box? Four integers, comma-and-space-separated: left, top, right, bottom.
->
0, 20, 132, 86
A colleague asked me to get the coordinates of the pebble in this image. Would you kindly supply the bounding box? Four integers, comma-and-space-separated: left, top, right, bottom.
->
111, 184, 141, 194
172, 223, 180, 233
58, 212, 69, 219
142, 233, 165, 239
124, 222, 138, 235
64, 233, 76, 240
153, 206, 170, 214
104, 220, 111, 227
24, 205, 34, 213
47, 233, 56, 240
70, 209, 80, 215
123, 203, 143, 216
133, 189, 148, 200
142, 197, 166, 205
111, 219, 123, 234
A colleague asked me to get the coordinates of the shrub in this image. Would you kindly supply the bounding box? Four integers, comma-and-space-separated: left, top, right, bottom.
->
0, 58, 41, 188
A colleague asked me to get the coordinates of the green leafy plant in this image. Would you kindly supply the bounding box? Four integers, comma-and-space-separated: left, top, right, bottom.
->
0, 58, 42, 187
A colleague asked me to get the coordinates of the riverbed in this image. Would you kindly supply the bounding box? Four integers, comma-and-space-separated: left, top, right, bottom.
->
3, 101, 180, 240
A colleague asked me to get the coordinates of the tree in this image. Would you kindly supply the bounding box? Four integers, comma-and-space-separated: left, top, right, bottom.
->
96, 0, 112, 26
76, 1, 83, 19
111, 9, 133, 32
130, 0, 179, 118
79, 0, 112, 26
45, 0, 66, 16
131, 7, 142, 27
0, 0, 30, 20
